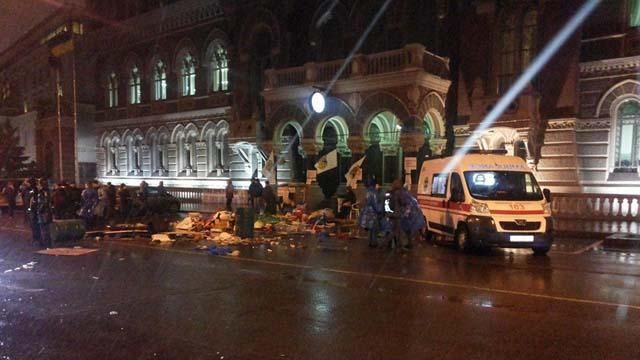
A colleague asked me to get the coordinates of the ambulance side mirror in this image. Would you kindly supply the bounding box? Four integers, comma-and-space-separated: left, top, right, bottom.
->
543, 188, 552, 203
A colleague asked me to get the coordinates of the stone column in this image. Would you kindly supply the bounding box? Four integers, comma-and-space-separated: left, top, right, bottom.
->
141, 145, 151, 176
167, 144, 178, 176
117, 146, 128, 175
196, 142, 208, 177
96, 147, 106, 177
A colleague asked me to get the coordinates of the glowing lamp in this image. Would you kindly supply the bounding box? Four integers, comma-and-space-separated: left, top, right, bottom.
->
310, 91, 326, 113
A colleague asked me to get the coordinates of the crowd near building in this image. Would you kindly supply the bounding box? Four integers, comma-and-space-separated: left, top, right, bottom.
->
1, 0, 640, 205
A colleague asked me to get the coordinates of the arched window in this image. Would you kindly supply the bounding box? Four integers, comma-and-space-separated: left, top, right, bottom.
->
209, 43, 229, 92
129, 66, 141, 104
181, 53, 196, 96
498, 15, 516, 94
631, 0, 640, 27
521, 9, 537, 72
107, 72, 118, 108
614, 100, 640, 171
153, 60, 167, 101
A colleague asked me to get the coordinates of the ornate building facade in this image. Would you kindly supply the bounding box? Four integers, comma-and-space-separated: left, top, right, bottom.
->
3, 0, 640, 197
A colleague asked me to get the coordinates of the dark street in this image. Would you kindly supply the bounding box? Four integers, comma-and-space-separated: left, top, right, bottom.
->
0, 218, 639, 359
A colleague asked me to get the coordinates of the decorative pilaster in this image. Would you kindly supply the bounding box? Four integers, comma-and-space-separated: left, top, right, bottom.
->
166, 144, 178, 176
196, 142, 208, 177
96, 147, 106, 177
117, 146, 128, 174
141, 145, 151, 176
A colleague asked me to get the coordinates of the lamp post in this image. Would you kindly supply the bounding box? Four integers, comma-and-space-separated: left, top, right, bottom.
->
46, 22, 78, 183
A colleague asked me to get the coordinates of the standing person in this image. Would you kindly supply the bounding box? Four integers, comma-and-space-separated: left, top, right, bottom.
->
386, 179, 404, 249
2, 181, 17, 218
106, 182, 117, 220
23, 179, 39, 242
359, 178, 384, 248
263, 180, 277, 215
51, 183, 66, 219
19, 178, 32, 214
157, 181, 168, 196
397, 184, 425, 251
248, 178, 263, 212
32, 179, 52, 247
117, 184, 131, 219
225, 179, 234, 211
338, 185, 357, 219
80, 182, 99, 229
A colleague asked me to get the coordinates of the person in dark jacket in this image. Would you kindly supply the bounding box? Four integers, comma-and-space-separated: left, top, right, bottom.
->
80, 182, 99, 229
263, 180, 277, 214
2, 181, 17, 218
117, 184, 131, 219
248, 178, 263, 212
106, 182, 117, 221
32, 178, 52, 247
23, 178, 39, 243
338, 186, 357, 219
225, 179, 235, 211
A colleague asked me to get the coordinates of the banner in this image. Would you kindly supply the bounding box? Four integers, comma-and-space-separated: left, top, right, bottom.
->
262, 151, 276, 183
344, 156, 365, 188
314, 149, 337, 175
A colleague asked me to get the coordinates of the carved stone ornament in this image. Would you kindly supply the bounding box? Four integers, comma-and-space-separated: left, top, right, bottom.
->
547, 120, 576, 130
453, 126, 470, 135
576, 120, 611, 130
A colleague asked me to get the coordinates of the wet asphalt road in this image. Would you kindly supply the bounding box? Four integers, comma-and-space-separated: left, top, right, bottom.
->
0, 218, 640, 359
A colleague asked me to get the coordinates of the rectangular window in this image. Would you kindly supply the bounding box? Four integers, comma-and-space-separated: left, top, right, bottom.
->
431, 173, 448, 197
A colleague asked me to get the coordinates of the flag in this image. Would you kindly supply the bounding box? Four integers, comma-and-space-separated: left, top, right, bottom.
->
314, 149, 338, 175
262, 151, 276, 183
345, 156, 366, 188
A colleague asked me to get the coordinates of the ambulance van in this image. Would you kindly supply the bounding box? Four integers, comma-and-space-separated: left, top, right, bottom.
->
416, 153, 553, 255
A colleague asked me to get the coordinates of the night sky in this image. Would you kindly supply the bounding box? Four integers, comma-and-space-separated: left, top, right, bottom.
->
0, 0, 84, 53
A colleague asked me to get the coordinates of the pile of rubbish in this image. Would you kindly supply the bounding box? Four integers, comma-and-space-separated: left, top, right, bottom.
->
147, 206, 354, 257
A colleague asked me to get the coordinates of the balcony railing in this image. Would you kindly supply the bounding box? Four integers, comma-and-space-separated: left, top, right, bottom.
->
265, 43, 449, 89
551, 193, 640, 220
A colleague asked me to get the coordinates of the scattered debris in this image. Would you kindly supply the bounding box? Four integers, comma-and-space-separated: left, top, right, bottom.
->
109, 311, 118, 316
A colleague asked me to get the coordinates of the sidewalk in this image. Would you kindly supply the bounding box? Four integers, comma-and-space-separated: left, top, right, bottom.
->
554, 218, 639, 238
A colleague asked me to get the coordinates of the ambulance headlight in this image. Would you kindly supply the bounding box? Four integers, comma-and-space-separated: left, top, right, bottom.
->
543, 202, 552, 216
470, 200, 490, 215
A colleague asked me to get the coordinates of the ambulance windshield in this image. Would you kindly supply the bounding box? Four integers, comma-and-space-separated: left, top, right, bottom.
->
463, 171, 543, 201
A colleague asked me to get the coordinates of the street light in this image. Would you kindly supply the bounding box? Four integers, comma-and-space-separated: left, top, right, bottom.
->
310, 91, 326, 114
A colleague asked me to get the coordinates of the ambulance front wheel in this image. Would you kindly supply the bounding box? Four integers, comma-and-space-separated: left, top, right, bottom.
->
455, 224, 472, 252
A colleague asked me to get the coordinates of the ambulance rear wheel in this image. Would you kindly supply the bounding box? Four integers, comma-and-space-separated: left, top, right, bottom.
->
532, 247, 550, 256
455, 224, 471, 252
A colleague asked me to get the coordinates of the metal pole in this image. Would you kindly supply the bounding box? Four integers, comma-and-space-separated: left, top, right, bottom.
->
72, 45, 79, 184
56, 66, 63, 182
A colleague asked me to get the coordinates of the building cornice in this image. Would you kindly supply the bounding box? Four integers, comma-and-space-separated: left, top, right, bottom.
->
579, 55, 640, 74
95, 106, 230, 130
262, 70, 451, 103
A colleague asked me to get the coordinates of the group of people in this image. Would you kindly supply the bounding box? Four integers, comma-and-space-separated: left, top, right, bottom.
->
358, 178, 425, 251
1, 178, 164, 247
246, 178, 279, 215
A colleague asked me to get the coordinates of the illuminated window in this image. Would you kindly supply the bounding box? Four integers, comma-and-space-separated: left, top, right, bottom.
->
614, 100, 640, 170
153, 61, 167, 101
631, 0, 640, 27
497, 15, 516, 94
209, 43, 229, 92
129, 67, 141, 104
431, 173, 448, 197
181, 53, 196, 96
108, 72, 118, 108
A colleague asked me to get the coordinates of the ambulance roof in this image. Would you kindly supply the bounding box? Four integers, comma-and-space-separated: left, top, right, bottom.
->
424, 154, 531, 173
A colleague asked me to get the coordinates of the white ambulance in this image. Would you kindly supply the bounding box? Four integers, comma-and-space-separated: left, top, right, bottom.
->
416, 153, 553, 255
